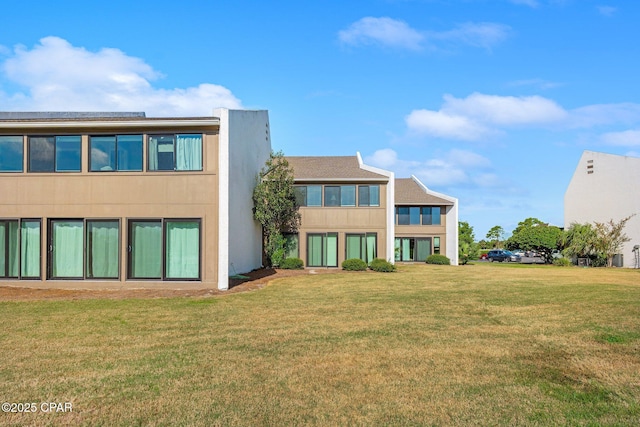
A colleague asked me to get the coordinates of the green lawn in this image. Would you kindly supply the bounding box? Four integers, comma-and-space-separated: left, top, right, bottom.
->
1, 264, 639, 426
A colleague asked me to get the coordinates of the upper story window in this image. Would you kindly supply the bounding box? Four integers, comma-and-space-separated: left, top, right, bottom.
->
397, 206, 442, 225
421, 207, 441, 225
148, 134, 202, 171
295, 185, 322, 207
358, 185, 380, 206
295, 184, 380, 208
324, 185, 356, 207
0, 136, 23, 172
90, 135, 143, 172
28, 136, 81, 172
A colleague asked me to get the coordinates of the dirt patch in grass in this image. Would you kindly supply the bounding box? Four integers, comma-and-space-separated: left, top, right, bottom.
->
0, 268, 339, 301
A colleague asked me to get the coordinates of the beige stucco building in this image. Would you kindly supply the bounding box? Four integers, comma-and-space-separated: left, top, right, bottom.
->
0, 110, 460, 291
0, 109, 271, 290
286, 155, 459, 267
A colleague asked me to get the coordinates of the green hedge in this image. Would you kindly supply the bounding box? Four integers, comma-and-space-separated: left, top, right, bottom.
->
553, 257, 572, 267
280, 257, 304, 269
425, 254, 451, 265
369, 258, 396, 272
342, 258, 368, 271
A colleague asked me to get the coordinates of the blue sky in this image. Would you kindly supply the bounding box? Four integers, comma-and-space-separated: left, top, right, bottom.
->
1, 0, 639, 239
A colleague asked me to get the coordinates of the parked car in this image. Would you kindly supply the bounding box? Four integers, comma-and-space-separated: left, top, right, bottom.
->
487, 250, 521, 263
511, 249, 525, 257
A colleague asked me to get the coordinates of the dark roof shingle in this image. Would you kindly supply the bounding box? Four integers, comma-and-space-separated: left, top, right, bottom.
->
285, 156, 388, 180
395, 178, 454, 205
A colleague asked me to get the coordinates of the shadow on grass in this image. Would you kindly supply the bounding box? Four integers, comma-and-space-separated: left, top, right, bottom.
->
229, 268, 277, 289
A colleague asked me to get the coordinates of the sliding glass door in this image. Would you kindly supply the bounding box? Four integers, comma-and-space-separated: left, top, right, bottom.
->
129, 219, 201, 280
129, 220, 162, 279
86, 220, 119, 278
165, 220, 200, 279
307, 233, 338, 267
51, 220, 84, 278
346, 233, 377, 263
395, 237, 432, 262
0, 219, 41, 279
49, 219, 119, 280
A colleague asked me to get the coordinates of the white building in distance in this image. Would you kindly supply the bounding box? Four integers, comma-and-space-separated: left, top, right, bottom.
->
564, 150, 640, 268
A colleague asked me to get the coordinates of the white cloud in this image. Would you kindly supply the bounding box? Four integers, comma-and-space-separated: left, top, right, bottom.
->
405, 109, 492, 141
338, 17, 424, 50
443, 93, 568, 125
338, 18, 510, 52
428, 23, 511, 50
365, 148, 491, 187
601, 129, 640, 146
0, 37, 242, 116
406, 92, 567, 140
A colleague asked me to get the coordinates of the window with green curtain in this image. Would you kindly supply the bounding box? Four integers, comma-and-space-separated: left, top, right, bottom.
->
165, 221, 200, 279
0, 222, 6, 276
7, 221, 19, 277
394, 238, 401, 261
21, 220, 40, 278
326, 234, 338, 267
415, 238, 432, 262
87, 221, 119, 278
434, 237, 441, 254
366, 234, 377, 263
51, 220, 84, 278
346, 235, 362, 260
148, 135, 175, 171
307, 234, 323, 267
130, 221, 162, 278
402, 238, 413, 261
176, 134, 202, 171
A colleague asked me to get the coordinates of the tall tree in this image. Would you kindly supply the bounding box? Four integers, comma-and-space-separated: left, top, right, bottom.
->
459, 221, 479, 265
562, 222, 598, 259
252, 151, 301, 267
593, 215, 634, 267
506, 218, 562, 263
486, 225, 505, 248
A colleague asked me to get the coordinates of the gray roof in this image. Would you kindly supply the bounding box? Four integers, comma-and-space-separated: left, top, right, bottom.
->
285, 156, 388, 181
395, 178, 454, 206
0, 112, 146, 120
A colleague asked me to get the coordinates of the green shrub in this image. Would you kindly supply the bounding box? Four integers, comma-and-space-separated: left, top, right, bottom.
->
280, 257, 304, 270
369, 258, 396, 272
553, 257, 572, 267
342, 258, 367, 271
425, 254, 451, 265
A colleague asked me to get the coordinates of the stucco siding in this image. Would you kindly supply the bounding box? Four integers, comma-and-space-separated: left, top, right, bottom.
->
565, 151, 640, 267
